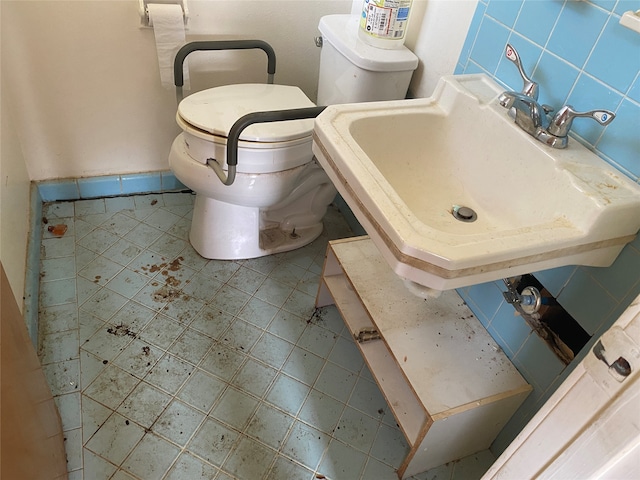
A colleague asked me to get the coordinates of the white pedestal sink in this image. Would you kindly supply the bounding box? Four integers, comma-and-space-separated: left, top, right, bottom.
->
312, 74, 640, 292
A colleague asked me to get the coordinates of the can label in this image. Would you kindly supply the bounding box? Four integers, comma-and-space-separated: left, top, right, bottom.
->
361, 0, 411, 40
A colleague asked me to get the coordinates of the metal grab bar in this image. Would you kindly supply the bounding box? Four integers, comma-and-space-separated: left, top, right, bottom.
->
208, 106, 327, 186
173, 40, 277, 89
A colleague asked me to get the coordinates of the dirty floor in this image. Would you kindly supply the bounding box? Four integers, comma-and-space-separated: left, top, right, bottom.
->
38, 192, 493, 480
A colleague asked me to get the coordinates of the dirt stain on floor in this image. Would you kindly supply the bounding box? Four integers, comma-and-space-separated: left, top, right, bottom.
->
106, 324, 137, 338
152, 285, 182, 303
168, 257, 183, 271
161, 271, 181, 287
149, 256, 187, 303
47, 224, 68, 237
307, 307, 326, 325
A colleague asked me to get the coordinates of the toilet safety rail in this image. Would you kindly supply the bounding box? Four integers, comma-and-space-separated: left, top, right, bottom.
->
212, 106, 327, 186
173, 40, 277, 103
172, 40, 324, 186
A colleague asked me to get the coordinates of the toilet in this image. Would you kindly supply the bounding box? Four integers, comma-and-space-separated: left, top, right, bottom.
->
169, 14, 418, 260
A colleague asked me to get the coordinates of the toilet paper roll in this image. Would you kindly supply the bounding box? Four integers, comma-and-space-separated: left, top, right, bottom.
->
148, 3, 190, 89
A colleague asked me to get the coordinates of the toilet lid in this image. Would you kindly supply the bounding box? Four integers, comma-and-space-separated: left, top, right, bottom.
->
178, 84, 316, 143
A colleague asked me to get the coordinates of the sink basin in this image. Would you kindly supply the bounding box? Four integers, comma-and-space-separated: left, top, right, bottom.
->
312, 74, 640, 291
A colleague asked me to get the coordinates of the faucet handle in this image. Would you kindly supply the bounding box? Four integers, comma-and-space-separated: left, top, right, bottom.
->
504, 44, 539, 100
547, 105, 616, 138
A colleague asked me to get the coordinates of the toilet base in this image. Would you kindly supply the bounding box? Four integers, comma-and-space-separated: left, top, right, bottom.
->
189, 196, 325, 260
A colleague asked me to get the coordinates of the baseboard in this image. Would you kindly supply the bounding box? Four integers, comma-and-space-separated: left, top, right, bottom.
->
23, 183, 43, 347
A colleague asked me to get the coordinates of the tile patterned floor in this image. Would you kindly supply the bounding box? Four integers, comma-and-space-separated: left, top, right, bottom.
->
38, 192, 493, 480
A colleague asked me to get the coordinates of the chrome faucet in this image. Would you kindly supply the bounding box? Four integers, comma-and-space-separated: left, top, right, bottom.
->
497, 44, 615, 149
498, 90, 550, 137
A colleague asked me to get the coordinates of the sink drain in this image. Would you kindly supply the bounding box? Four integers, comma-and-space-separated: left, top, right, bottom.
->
452, 205, 477, 222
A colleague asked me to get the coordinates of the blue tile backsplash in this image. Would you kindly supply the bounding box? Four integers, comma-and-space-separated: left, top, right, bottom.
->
37, 171, 186, 202
77, 175, 123, 198
455, 0, 640, 455
456, 0, 640, 179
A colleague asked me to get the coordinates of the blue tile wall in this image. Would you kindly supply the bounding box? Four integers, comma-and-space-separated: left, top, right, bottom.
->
77, 175, 122, 198
455, 0, 640, 455
37, 171, 187, 202
38, 180, 80, 202
121, 172, 162, 195
456, 0, 640, 180
161, 171, 187, 191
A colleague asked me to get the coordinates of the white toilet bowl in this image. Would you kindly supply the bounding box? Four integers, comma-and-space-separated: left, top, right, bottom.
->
169, 83, 336, 260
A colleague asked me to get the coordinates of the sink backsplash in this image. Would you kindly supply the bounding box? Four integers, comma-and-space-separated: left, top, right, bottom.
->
452, 0, 640, 456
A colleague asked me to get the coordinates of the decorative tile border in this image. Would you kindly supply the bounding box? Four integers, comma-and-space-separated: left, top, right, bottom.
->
36, 171, 187, 202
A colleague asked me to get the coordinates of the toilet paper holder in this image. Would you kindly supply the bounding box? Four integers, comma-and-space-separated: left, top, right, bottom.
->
139, 0, 189, 27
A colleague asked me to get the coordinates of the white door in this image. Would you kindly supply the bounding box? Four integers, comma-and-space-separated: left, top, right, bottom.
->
484, 294, 640, 479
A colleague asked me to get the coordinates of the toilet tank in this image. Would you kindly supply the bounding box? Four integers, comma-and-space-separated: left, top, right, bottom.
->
317, 14, 419, 105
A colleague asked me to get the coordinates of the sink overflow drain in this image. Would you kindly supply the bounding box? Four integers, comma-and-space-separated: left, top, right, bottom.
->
452, 205, 477, 222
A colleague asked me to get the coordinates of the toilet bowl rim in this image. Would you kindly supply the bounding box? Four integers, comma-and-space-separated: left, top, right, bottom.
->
170, 133, 315, 175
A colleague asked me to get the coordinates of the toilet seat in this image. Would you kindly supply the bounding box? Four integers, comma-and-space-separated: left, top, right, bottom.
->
177, 83, 315, 144
177, 83, 317, 174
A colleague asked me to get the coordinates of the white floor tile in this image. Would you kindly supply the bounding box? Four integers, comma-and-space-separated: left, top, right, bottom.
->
154, 399, 205, 447
265, 373, 310, 416
199, 343, 247, 382
298, 389, 345, 434
222, 436, 276, 480
282, 421, 330, 471
250, 331, 294, 370
121, 432, 180, 479
318, 439, 368, 479
169, 327, 213, 364
85, 412, 146, 465
81, 395, 112, 443
83, 364, 140, 410
189, 306, 234, 340
145, 353, 194, 395
334, 406, 379, 454
164, 452, 219, 480
39, 303, 79, 334
54, 392, 82, 431
282, 345, 325, 386
83, 448, 118, 480
176, 369, 225, 413
187, 418, 238, 467
210, 387, 259, 430
315, 361, 358, 403
116, 382, 171, 428
245, 402, 295, 450
231, 358, 278, 398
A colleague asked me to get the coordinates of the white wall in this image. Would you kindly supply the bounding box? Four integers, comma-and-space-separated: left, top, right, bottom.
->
1, 12, 32, 309
349, 0, 476, 97
405, 0, 477, 98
